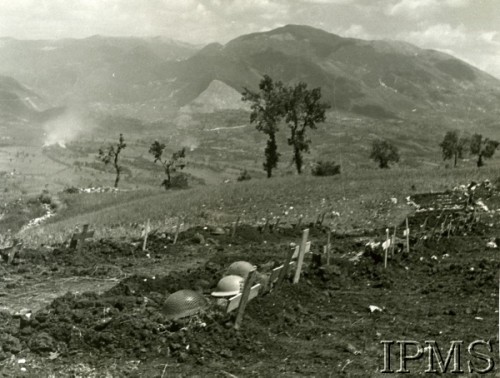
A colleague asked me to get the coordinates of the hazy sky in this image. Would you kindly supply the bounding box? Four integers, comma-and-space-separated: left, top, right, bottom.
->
1, 0, 499, 78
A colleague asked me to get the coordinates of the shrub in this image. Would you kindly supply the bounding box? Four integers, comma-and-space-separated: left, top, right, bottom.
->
63, 186, 80, 194
311, 161, 341, 176
38, 189, 53, 205
237, 169, 252, 182
161, 173, 189, 190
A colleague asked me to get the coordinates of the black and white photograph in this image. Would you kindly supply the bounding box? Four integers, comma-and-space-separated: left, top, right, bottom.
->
0, 0, 498, 376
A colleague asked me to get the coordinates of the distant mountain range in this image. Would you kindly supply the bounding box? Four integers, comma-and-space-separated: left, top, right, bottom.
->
1, 24, 500, 122
0, 75, 60, 122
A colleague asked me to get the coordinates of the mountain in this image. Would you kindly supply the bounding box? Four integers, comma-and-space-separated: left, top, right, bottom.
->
0, 36, 197, 106
1, 25, 499, 123
180, 80, 250, 113
170, 24, 500, 120
0, 75, 50, 121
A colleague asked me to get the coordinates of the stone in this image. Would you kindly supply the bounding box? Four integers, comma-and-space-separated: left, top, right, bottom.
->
28, 332, 55, 353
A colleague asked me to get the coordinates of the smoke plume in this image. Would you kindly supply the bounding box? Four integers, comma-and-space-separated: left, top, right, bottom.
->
42, 109, 95, 148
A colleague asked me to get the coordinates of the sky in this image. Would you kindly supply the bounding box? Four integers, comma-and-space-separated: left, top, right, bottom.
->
0, 0, 499, 79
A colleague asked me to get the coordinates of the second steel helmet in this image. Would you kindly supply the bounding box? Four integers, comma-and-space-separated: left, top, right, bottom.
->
225, 261, 256, 279
211, 275, 244, 297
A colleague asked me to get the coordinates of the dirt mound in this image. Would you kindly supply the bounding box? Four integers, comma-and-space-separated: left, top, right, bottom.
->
0, 189, 498, 376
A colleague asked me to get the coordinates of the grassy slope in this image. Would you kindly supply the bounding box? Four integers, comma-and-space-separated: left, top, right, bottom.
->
18, 165, 499, 246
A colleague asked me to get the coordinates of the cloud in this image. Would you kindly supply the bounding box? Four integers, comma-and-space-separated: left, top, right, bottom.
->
402, 23, 467, 48
386, 0, 470, 18
341, 24, 372, 39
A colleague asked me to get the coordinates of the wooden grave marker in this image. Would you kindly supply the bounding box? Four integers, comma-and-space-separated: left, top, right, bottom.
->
269, 261, 296, 289
404, 218, 410, 253
142, 219, 150, 251
382, 228, 390, 269
390, 226, 396, 257
227, 283, 261, 313
4, 240, 21, 265
234, 269, 258, 329
274, 246, 297, 289
231, 215, 241, 239
326, 230, 331, 265
173, 216, 182, 245
70, 224, 94, 250
295, 215, 303, 230
291, 241, 311, 259
293, 228, 310, 284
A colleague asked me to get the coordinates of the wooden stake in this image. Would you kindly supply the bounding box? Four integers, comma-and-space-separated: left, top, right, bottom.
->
275, 246, 296, 288
231, 215, 241, 239
295, 215, 303, 230
263, 217, 269, 233
173, 216, 182, 245
234, 269, 257, 330
319, 212, 326, 227
293, 228, 310, 284
391, 226, 396, 257
142, 219, 150, 251
384, 228, 389, 269
274, 216, 281, 232
326, 230, 331, 265
227, 283, 261, 313
405, 218, 410, 253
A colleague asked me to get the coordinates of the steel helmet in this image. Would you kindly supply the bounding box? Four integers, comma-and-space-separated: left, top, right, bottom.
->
162, 290, 208, 320
211, 275, 244, 297
225, 261, 256, 279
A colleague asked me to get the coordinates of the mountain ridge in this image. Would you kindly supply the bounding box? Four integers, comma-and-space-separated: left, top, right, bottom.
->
0, 24, 499, 123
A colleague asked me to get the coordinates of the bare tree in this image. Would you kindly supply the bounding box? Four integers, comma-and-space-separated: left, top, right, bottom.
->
98, 133, 126, 188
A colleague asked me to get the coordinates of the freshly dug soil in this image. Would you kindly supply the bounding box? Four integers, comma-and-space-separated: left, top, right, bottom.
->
0, 188, 498, 377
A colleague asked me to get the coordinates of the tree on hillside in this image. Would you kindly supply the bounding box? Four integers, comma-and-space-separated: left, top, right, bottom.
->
470, 133, 499, 167
439, 130, 468, 167
283, 82, 329, 174
149, 141, 186, 189
242, 75, 285, 178
370, 139, 400, 169
98, 133, 126, 188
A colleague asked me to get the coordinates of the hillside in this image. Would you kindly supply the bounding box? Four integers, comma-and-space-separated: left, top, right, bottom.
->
180, 80, 250, 113
1, 25, 499, 123
0, 36, 197, 107
171, 25, 500, 121
0, 75, 50, 121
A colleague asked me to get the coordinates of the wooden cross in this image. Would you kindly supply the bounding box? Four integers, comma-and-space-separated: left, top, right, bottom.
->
234, 269, 258, 330
70, 224, 94, 249
142, 219, 150, 251
293, 228, 310, 284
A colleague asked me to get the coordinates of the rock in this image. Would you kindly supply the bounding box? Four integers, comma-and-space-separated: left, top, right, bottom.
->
28, 332, 55, 353
220, 349, 233, 358
211, 227, 225, 235
177, 351, 189, 363
206, 238, 218, 245
192, 233, 205, 244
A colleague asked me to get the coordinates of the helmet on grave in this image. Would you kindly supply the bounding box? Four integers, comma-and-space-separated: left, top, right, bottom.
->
211, 275, 244, 297
225, 261, 256, 279
162, 290, 208, 320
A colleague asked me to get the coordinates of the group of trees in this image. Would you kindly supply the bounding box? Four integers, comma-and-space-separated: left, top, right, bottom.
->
98, 134, 186, 189
367, 130, 499, 170
242, 75, 329, 177
97, 76, 497, 189
368, 130, 499, 170
440, 130, 499, 168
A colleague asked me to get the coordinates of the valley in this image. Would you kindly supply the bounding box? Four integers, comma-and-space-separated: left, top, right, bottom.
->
0, 22, 499, 377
